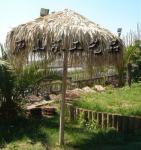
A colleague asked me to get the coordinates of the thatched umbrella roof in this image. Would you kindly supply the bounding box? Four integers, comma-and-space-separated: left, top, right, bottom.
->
6, 9, 123, 68
5, 9, 124, 145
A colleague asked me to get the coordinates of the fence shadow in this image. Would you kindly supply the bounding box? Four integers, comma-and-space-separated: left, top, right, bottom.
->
65, 125, 141, 150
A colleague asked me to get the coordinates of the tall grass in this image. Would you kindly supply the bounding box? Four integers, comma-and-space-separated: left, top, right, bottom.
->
73, 83, 141, 116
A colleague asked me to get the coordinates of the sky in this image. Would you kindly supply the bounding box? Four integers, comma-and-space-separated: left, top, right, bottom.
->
0, 0, 141, 44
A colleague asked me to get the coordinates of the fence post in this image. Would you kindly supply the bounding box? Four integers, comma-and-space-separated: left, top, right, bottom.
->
65, 105, 141, 134
128, 116, 135, 133
102, 113, 107, 128
117, 115, 122, 132
134, 117, 141, 130
69, 105, 75, 121
108, 114, 113, 128
84, 110, 88, 122
76, 108, 80, 119
88, 111, 92, 121
113, 115, 118, 130
92, 111, 97, 122
122, 116, 129, 134
97, 112, 102, 127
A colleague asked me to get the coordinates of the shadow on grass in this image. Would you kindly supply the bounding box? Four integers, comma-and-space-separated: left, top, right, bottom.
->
1, 116, 141, 150
65, 124, 141, 150
0, 115, 59, 149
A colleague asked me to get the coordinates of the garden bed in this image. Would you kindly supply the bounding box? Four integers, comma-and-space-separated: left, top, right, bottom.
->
66, 104, 141, 133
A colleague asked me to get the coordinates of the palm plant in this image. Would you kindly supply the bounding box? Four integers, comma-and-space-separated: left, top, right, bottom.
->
16, 63, 44, 95
118, 40, 141, 86
0, 43, 61, 119
126, 40, 141, 83
0, 59, 47, 118
0, 59, 18, 118
0, 43, 7, 60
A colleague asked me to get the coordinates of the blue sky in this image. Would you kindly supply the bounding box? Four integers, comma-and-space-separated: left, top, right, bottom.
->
0, 0, 140, 44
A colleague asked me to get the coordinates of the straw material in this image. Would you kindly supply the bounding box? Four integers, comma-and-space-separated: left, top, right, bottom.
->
6, 9, 123, 68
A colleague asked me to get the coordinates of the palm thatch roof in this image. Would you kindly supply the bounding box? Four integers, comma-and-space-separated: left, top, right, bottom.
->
6, 9, 123, 68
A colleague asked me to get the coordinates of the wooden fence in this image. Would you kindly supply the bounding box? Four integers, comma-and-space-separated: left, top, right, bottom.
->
66, 104, 141, 134
72, 74, 117, 88
32, 74, 117, 95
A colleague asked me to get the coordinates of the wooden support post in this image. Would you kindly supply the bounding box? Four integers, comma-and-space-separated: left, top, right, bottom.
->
102, 113, 107, 128
128, 116, 135, 133
97, 112, 102, 127
134, 117, 141, 130
69, 105, 74, 122
59, 50, 68, 145
117, 115, 122, 132
84, 110, 88, 122
108, 114, 113, 128
88, 111, 92, 121
113, 115, 118, 130
76, 108, 80, 119
122, 116, 129, 134
92, 111, 96, 121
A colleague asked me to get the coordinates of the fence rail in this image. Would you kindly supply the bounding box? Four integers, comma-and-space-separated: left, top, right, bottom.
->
66, 104, 141, 134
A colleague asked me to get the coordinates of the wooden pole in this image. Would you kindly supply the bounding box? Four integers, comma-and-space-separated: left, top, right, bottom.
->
59, 49, 68, 145
88, 51, 93, 79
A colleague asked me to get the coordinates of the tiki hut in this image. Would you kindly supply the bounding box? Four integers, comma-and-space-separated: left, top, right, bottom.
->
6, 9, 123, 145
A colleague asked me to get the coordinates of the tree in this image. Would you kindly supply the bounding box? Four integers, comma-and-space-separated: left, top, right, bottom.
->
121, 24, 141, 86
127, 40, 141, 83
121, 40, 141, 86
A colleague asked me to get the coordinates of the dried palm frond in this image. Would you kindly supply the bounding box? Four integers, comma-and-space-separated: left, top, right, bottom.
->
6, 9, 123, 68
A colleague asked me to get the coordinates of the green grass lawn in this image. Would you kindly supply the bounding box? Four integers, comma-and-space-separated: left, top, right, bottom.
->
1, 84, 141, 150
1, 115, 141, 150
73, 83, 141, 116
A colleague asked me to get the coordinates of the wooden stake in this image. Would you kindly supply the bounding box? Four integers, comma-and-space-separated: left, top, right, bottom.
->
59, 49, 68, 145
